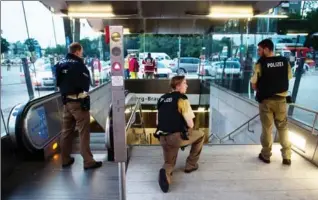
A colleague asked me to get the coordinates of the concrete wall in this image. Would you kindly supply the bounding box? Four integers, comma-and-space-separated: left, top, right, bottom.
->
209, 84, 262, 144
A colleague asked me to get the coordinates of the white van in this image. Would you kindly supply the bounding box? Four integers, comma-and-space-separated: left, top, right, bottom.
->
139, 52, 175, 68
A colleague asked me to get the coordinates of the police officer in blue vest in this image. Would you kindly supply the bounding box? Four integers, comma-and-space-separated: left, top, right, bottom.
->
250, 39, 292, 166
55, 42, 102, 170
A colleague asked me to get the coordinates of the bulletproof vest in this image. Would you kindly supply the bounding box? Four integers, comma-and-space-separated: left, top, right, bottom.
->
256, 56, 289, 102
157, 92, 188, 133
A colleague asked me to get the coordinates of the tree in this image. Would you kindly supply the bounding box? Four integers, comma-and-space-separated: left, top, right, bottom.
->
12, 41, 26, 55
304, 8, 318, 50
80, 37, 100, 57
45, 44, 67, 56
1, 37, 10, 54
24, 38, 39, 52
278, 38, 294, 43
301, 1, 318, 17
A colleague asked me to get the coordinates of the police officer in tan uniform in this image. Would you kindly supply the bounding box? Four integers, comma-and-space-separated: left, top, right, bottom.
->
250, 39, 292, 166
55, 42, 102, 170
155, 75, 205, 192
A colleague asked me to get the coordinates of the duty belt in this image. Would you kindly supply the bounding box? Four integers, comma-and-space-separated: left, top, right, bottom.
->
67, 92, 88, 99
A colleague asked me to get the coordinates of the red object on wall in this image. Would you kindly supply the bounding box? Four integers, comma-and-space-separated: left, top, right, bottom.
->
104, 26, 110, 44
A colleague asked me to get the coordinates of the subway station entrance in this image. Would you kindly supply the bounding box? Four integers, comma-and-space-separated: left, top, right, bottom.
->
1, 1, 318, 200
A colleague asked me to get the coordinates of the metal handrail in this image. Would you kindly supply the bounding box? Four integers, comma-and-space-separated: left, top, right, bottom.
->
207, 113, 259, 143
209, 103, 318, 144
289, 103, 318, 135
125, 99, 141, 133
219, 114, 259, 143
289, 103, 318, 115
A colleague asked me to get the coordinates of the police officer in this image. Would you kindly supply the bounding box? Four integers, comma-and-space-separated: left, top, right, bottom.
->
55, 42, 102, 170
250, 39, 292, 165
155, 75, 205, 193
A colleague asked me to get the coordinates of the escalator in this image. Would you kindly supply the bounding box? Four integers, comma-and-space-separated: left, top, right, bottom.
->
1, 82, 137, 199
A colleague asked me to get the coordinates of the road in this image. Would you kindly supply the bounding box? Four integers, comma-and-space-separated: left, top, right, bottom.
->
1, 66, 317, 136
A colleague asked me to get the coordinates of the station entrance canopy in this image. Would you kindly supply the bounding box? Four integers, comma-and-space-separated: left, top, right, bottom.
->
41, 0, 282, 34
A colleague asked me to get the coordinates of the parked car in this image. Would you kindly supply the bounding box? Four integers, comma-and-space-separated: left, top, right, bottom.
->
32, 64, 55, 90
197, 60, 213, 76
138, 61, 172, 79
212, 61, 242, 79
171, 57, 200, 74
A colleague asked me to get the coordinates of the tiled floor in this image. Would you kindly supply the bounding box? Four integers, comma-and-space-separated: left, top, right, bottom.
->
3, 154, 119, 200
127, 144, 318, 200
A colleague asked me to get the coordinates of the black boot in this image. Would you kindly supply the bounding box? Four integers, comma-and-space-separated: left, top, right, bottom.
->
158, 168, 169, 193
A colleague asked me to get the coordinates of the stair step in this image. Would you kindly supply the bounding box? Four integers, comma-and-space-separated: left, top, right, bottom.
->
72, 132, 106, 153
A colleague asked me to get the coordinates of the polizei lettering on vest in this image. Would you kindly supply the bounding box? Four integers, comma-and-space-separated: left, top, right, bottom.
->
267, 61, 284, 68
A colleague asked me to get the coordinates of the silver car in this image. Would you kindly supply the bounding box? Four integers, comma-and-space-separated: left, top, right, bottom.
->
171, 57, 200, 74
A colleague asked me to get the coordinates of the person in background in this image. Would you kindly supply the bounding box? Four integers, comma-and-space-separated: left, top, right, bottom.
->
129, 54, 139, 79
142, 53, 156, 79
250, 39, 292, 166
124, 54, 130, 79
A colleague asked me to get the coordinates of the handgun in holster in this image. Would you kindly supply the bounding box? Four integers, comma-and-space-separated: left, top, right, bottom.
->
153, 128, 161, 140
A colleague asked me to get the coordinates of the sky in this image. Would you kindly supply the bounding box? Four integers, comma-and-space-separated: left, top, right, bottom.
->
1, 1, 100, 48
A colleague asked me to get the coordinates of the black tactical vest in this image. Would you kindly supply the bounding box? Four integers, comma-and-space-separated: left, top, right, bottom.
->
157, 92, 188, 133
256, 56, 289, 102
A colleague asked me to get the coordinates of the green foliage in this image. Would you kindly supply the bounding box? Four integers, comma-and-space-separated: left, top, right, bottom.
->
79, 37, 100, 58
24, 38, 39, 52
45, 44, 67, 56
1, 37, 10, 54
137, 34, 225, 58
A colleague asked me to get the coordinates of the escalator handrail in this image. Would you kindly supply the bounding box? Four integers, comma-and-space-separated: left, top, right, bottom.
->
105, 91, 134, 149
13, 81, 111, 151
125, 98, 141, 133
14, 92, 61, 152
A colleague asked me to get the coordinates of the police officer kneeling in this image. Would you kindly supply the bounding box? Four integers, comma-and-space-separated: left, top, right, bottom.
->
251, 39, 292, 166
155, 75, 205, 193
55, 42, 102, 170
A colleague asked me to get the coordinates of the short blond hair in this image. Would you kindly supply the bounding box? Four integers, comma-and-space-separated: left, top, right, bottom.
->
170, 75, 185, 90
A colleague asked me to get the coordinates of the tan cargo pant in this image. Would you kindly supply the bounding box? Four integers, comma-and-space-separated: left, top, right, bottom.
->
60, 102, 95, 167
160, 129, 205, 183
259, 97, 291, 160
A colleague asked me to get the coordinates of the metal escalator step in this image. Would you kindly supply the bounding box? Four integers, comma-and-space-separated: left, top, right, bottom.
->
72, 132, 106, 153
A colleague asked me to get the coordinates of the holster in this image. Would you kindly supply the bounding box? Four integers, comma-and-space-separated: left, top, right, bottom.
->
62, 95, 90, 111
79, 96, 90, 111
286, 95, 293, 104
180, 131, 189, 140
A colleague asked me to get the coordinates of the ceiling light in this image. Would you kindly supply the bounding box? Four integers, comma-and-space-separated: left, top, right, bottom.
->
209, 6, 254, 19
286, 33, 308, 36
68, 4, 113, 13
124, 28, 131, 35
254, 14, 288, 18
67, 12, 115, 18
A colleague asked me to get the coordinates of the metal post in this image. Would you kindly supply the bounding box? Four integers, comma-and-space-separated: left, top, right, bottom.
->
288, 57, 304, 116
51, 13, 58, 46
312, 114, 318, 135
108, 26, 127, 200
118, 162, 126, 200
21, 58, 34, 100
178, 36, 181, 71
